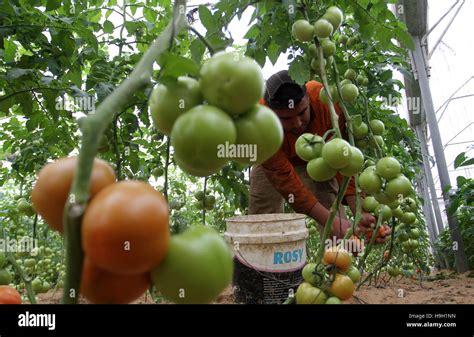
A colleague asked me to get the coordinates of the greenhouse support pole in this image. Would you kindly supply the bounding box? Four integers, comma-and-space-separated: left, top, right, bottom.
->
411, 35, 468, 273
417, 170, 445, 269
415, 125, 444, 236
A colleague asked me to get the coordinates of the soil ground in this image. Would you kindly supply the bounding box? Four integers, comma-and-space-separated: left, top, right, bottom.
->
36, 270, 474, 304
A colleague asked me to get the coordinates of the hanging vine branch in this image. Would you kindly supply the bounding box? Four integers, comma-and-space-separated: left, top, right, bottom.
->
61, 0, 188, 304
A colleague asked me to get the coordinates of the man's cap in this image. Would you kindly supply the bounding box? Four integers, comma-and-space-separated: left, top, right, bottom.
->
264, 70, 306, 109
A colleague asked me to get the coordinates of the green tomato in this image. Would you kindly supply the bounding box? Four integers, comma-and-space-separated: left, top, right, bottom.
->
322, 6, 344, 31
204, 195, 216, 206
313, 19, 333, 39
292, 19, 315, 42
339, 146, 364, 176
344, 69, 357, 81
387, 267, 400, 277
149, 76, 203, 136
385, 174, 413, 198
404, 197, 418, 212
355, 138, 368, 150
151, 225, 233, 304
338, 35, 348, 45
374, 191, 397, 205
392, 207, 404, 219
346, 267, 361, 283
375, 157, 401, 180
233, 105, 284, 165
369, 135, 384, 148
194, 191, 205, 201
0, 269, 12, 285
32, 278, 42, 293
339, 79, 352, 87
359, 168, 382, 194
321, 39, 336, 57
295, 282, 327, 304
397, 231, 409, 242
200, 51, 264, 116
171, 105, 237, 177
352, 122, 368, 140
17, 198, 31, 214
307, 157, 337, 182
375, 204, 392, 221
356, 74, 366, 86
402, 212, 416, 224
370, 119, 385, 135
24, 259, 36, 268
409, 228, 420, 239
362, 196, 379, 212
326, 296, 342, 304
321, 138, 352, 169
309, 44, 318, 57
340, 83, 359, 103
152, 167, 164, 178
386, 199, 400, 209
295, 133, 325, 162
311, 58, 326, 72
302, 263, 320, 286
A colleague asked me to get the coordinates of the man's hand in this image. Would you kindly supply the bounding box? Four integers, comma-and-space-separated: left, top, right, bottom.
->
357, 212, 376, 234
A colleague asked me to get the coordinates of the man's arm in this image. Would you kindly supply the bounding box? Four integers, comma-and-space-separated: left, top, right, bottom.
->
261, 150, 351, 239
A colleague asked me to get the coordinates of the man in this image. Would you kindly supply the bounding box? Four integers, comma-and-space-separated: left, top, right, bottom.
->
250, 70, 390, 242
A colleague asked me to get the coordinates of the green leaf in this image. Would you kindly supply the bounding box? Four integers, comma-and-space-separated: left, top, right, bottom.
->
190, 38, 205, 64
144, 8, 158, 23
267, 41, 280, 65
46, 0, 62, 11
454, 152, 474, 169
3, 38, 17, 63
128, 150, 140, 173
288, 56, 310, 85
199, 5, 218, 33
395, 29, 414, 50
103, 20, 114, 34
454, 152, 467, 169
158, 53, 200, 79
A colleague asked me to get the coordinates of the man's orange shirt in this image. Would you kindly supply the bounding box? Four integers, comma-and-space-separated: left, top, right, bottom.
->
261, 80, 356, 215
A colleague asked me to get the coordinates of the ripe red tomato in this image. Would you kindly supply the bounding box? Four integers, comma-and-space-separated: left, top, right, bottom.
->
82, 181, 169, 275
0, 286, 22, 304
328, 273, 355, 300
32, 157, 116, 233
80, 258, 150, 304
323, 247, 351, 272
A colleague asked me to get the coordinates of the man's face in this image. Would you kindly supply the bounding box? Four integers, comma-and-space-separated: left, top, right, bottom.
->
274, 95, 311, 135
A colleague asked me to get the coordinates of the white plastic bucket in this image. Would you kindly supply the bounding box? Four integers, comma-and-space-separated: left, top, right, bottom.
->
224, 213, 309, 304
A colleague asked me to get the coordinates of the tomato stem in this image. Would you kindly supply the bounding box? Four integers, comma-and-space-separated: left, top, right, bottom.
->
315, 177, 350, 264
61, 0, 189, 304
314, 39, 342, 139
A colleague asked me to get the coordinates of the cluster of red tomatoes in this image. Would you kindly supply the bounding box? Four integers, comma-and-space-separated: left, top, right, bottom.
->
29, 156, 233, 304
149, 51, 284, 177
296, 247, 360, 304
